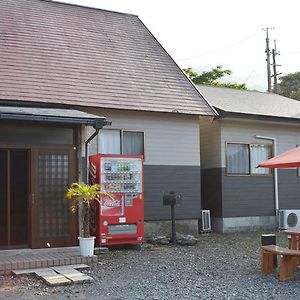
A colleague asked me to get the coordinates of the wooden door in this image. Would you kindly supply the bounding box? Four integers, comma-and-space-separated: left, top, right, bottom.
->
31, 148, 78, 248
0, 149, 29, 249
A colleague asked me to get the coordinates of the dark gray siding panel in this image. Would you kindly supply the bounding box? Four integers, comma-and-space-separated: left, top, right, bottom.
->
201, 168, 223, 217
222, 168, 275, 217
144, 165, 201, 220
278, 169, 300, 209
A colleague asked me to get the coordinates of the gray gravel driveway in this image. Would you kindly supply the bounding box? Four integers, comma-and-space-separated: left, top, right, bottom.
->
1, 232, 300, 299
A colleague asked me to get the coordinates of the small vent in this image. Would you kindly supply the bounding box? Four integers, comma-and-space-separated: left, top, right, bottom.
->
200, 210, 211, 232
287, 213, 298, 227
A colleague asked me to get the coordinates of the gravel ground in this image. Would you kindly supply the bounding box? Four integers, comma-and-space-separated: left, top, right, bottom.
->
1, 231, 300, 300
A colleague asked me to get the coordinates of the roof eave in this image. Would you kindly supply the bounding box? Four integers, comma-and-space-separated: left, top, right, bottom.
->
0, 112, 108, 127
216, 109, 300, 124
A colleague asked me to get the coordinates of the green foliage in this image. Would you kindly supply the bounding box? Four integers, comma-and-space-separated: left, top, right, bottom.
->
183, 65, 247, 90
66, 182, 113, 237
278, 72, 300, 101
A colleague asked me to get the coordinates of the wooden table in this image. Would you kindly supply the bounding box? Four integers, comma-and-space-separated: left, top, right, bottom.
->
282, 229, 300, 269
283, 229, 300, 250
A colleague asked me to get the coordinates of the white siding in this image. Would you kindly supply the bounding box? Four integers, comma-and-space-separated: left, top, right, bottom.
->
221, 118, 300, 168
84, 109, 200, 166
200, 117, 222, 169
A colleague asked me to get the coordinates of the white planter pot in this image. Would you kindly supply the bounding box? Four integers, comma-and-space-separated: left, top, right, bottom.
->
78, 236, 96, 257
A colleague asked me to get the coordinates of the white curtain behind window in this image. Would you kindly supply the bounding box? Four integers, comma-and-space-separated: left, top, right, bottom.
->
250, 144, 271, 174
123, 131, 144, 155
227, 143, 249, 174
98, 130, 121, 154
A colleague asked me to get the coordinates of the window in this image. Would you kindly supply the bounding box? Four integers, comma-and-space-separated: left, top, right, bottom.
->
98, 129, 144, 156
226, 143, 271, 175
99, 130, 121, 154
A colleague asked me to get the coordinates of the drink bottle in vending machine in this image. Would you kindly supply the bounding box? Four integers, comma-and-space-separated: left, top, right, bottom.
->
89, 154, 144, 247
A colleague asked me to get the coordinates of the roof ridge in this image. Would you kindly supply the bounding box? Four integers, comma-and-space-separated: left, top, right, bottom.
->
40, 0, 138, 17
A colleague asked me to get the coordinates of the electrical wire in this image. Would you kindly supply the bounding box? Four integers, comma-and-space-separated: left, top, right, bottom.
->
177, 30, 260, 62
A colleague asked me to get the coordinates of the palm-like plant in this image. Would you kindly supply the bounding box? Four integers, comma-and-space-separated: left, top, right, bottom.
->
66, 182, 113, 238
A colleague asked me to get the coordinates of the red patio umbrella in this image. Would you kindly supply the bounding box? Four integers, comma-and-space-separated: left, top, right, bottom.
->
258, 146, 300, 168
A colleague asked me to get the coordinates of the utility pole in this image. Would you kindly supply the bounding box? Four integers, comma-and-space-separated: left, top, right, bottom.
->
271, 40, 281, 94
262, 27, 273, 93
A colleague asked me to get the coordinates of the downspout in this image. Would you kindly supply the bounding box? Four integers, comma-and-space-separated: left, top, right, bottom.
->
255, 135, 278, 215
85, 119, 111, 184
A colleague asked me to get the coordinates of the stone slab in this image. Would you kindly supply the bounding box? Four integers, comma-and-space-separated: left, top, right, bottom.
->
54, 268, 93, 283
51, 264, 90, 271
13, 268, 51, 276
42, 274, 72, 286
12, 264, 90, 276
36, 269, 72, 286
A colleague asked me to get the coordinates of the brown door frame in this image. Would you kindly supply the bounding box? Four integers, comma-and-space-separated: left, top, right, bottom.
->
0, 148, 30, 250
31, 147, 78, 248
0, 144, 79, 249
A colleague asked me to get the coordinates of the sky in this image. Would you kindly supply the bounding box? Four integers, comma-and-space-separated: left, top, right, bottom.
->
57, 0, 300, 91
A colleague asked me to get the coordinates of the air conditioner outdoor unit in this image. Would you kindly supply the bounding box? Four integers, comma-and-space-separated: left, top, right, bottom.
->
279, 210, 300, 230
200, 210, 211, 232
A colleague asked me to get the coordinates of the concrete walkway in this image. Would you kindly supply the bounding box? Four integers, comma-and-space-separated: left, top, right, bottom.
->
13, 264, 93, 286
0, 247, 97, 275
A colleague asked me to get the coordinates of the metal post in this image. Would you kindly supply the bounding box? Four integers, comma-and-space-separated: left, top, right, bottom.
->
170, 203, 176, 244
261, 234, 277, 267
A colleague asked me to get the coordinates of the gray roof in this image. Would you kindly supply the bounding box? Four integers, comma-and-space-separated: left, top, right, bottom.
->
0, 0, 216, 116
197, 85, 300, 120
0, 106, 106, 125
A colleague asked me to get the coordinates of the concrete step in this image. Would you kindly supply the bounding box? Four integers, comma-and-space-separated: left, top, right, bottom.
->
35, 269, 72, 286
12, 264, 89, 276
13, 264, 93, 286
53, 267, 93, 283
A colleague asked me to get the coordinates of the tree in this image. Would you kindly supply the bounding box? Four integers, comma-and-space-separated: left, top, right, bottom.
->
183, 65, 247, 90
278, 72, 300, 101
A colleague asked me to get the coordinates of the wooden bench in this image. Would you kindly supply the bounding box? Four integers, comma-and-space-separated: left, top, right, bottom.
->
261, 245, 300, 281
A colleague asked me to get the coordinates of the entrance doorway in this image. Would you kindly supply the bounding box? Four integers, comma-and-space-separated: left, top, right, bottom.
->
0, 149, 29, 248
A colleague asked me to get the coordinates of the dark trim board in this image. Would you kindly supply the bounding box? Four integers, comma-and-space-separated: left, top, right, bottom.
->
202, 168, 300, 219
201, 168, 223, 218
144, 165, 201, 220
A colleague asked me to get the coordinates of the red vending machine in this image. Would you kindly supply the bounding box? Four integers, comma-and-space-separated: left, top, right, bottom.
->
89, 154, 144, 247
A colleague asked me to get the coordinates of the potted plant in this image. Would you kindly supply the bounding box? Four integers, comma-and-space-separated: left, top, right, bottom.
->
66, 182, 112, 257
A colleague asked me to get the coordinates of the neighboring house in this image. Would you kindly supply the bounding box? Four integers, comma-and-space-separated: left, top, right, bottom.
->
0, 0, 216, 249
198, 84, 300, 233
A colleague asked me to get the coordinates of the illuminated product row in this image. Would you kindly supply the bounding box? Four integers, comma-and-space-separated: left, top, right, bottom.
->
104, 160, 136, 172
104, 182, 138, 191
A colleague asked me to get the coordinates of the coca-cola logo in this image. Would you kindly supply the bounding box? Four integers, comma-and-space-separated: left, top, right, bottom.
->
103, 199, 121, 207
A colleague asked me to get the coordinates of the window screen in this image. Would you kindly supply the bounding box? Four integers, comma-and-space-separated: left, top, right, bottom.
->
227, 143, 249, 174
123, 131, 144, 155
250, 144, 271, 174
98, 130, 121, 154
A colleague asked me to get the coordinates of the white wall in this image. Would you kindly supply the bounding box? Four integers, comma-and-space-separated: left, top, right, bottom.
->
84, 109, 200, 166
220, 118, 300, 168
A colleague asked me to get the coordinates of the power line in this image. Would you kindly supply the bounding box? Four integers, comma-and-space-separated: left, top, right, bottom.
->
177, 31, 260, 62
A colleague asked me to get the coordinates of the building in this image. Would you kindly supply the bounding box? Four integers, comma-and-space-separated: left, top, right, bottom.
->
198, 85, 300, 232
0, 0, 217, 249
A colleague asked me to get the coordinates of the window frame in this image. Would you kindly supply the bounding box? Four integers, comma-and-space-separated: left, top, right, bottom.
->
225, 141, 272, 176
98, 128, 145, 157
121, 129, 145, 157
